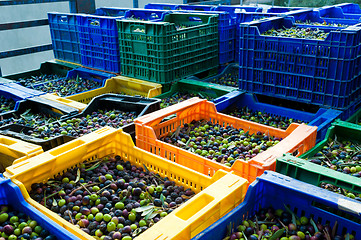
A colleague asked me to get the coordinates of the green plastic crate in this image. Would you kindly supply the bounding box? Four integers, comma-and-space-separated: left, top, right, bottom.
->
117, 13, 219, 84
154, 79, 236, 107
276, 119, 361, 195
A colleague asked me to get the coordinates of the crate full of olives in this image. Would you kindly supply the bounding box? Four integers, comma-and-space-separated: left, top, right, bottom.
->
4, 126, 248, 240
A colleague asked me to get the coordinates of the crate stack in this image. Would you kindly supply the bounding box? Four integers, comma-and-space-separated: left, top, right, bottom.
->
0, 3, 361, 240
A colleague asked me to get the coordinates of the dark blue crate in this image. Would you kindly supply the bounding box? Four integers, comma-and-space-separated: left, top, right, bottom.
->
239, 16, 361, 109
0, 176, 79, 239
335, 3, 361, 14
317, 5, 361, 20
176, 4, 216, 11
267, 6, 309, 13
95, 7, 129, 17
193, 171, 361, 240
144, 3, 179, 10
214, 91, 342, 142
124, 9, 170, 21
77, 15, 122, 73
29, 67, 114, 96
214, 5, 263, 17
48, 12, 81, 64
289, 9, 361, 25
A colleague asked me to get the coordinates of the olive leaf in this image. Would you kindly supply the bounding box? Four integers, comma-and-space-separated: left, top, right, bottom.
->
242, 231, 248, 240
142, 208, 155, 217
345, 233, 350, 240
134, 205, 154, 213
226, 222, 233, 237
143, 164, 150, 173
132, 228, 143, 237
269, 228, 285, 240
52, 198, 57, 207
248, 220, 256, 228
310, 218, 319, 233
283, 204, 298, 225
160, 194, 165, 206
74, 169, 81, 183
332, 221, 338, 238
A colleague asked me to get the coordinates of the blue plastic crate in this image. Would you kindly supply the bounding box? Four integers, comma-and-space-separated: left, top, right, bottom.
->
5, 83, 45, 98
77, 15, 122, 73
123, 9, 170, 21
317, 5, 361, 20
213, 91, 342, 142
176, 4, 216, 11
267, 6, 309, 13
144, 3, 179, 10
214, 5, 263, 16
29, 67, 114, 97
193, 171, 361, 240
289, 9, 361, 26
239, 16, 361, 110
48, 12, 81, 64
95, 7, 129, 17
0, 176, 79, 239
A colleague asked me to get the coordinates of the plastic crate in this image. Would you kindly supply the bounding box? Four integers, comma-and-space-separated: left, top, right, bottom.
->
0, 77, 13, 84
289, 9, 361, 26
40, 93, 88, 112
335, 3, 361, 14
276, 153, 361, 196
192, 63, 238, 88
317, 5, 361, 20
29, 67, 114, 97
48, 12, 82, 64
4, 127, 248, 240
95, 7, 130, 17
154, 78, 236, 106
214, 91, 342, 143
135, 98, 317, 183
144, 3, 179, 10
239, 16, 361, 110
3, 61, 72, 84
65, 76, 162, 104
173, 10, 236, 64
0, 135, 43, 172
276, 120, 361, 195
192, 171, 361, 240
267, 6, 309, 13
118, 13, 219, 84
0, 176, 79, 239
77, 15, 123, 73
176, 4, 216, 11
124, 9, 171, 21
0, 94, 160, 150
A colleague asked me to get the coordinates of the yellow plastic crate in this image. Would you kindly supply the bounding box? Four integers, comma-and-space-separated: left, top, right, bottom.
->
65, 76, 162, 104
0, 135, 43, 172
4, 126, 248, 240
40, 93, 88, 112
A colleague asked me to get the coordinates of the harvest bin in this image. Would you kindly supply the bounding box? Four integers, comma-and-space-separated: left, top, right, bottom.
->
65, 76, 162, 104
48, 12, 82, 64
154, 79, 236, 107
4, 127, 248, 240
239, 16, 361, 110
29, 67, 114, 97
213, 91, 342, 143
0, 176, 79, 239
192, 171, 361, 240
134, 98, 317, 183
276, 120, 361, 195
0, 94, 161, 150
117, 13, 219, 84
0, 135, 43, 171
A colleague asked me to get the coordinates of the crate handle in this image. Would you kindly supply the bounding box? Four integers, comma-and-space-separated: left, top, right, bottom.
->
149, 13, 160, 19
90, 19, 100, 26
60, 16, 68, 23
189, 16, 202, 22
131, 25, 146, 33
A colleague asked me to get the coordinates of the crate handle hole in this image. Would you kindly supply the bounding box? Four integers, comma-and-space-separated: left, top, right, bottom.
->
189, 17, 202, 22
292, 150, 299, 156
90, 20, 100, 26
60, 16, 68, 22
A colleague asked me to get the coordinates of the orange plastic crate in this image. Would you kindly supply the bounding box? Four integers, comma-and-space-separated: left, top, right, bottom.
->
4, 127, 248, 240
135, 98, 318, 183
